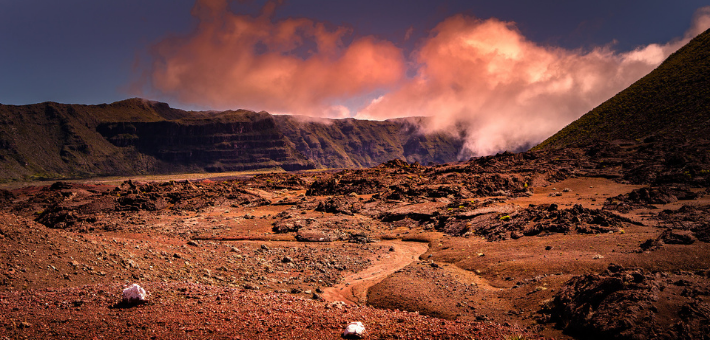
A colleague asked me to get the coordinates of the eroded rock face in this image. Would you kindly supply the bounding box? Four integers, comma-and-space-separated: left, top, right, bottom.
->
549, 264, 710, 340
274, 115, 465, 169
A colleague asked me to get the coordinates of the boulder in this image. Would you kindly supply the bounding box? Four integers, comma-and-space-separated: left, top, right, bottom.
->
122, 284, 147, 304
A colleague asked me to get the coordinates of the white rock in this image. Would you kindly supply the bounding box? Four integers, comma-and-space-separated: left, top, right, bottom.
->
342, 321, 366, 338
122, 283, 147, 303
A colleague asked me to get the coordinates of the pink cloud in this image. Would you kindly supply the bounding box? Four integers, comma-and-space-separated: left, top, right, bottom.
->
357, 7, 710, 156
145, 0, 405, 116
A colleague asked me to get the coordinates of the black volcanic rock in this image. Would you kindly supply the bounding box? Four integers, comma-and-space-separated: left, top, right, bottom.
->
550, 264, 710, 340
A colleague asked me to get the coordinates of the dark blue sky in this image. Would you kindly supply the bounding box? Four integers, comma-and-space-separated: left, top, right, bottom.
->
0, 0, 706, 107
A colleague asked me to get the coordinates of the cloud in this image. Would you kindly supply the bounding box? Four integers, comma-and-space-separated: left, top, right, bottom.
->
143, 0, 405, 116
357, 7, 710, 157
140, 2, 710, 157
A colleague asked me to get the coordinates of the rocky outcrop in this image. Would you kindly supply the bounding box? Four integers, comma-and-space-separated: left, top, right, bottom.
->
549, 264, 710, 340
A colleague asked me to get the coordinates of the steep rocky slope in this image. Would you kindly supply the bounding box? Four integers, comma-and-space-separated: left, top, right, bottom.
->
0, 99, 170, 181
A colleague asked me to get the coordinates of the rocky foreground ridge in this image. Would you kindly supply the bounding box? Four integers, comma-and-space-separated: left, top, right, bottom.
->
0, 99, 464, 182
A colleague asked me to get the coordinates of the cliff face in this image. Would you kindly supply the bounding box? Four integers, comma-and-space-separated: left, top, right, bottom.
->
0, 98, 464, 182
274, 116, 465, 168
96, 111, 313, 172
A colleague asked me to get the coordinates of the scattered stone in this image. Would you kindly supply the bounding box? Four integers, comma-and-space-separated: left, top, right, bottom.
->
296, 229, 334, 242
657, 205, 710, 242
122, 284, 147, 305
342, 321, 366, 339
243, 283, 259, 290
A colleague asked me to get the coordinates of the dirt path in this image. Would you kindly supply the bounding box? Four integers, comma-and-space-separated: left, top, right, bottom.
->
321, 240, 429, 305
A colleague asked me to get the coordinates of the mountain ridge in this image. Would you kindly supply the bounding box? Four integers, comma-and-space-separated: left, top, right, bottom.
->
0, 99, 465, 182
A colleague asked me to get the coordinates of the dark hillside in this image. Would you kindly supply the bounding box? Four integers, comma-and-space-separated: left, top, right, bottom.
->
0, 100, 172, 181
536, 28, 710, 149
533, 29, 710, 186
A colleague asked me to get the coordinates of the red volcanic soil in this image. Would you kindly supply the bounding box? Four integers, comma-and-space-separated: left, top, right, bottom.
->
1, 282, 535, 339
2, 156, 710, 339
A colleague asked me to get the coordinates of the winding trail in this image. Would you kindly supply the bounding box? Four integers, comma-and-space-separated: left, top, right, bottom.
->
321, 240, 429, 305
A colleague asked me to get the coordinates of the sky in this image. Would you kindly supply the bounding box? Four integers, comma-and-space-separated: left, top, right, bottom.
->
1, 0, 709, 156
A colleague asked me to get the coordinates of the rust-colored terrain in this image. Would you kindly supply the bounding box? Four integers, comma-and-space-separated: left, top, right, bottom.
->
2, 22, 710, 340
2, 144, 710, 339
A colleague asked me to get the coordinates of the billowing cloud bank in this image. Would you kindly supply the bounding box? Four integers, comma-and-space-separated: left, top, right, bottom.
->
146, 0, 404, 117
358, 7, 710, 156
142, 1, 710, 157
